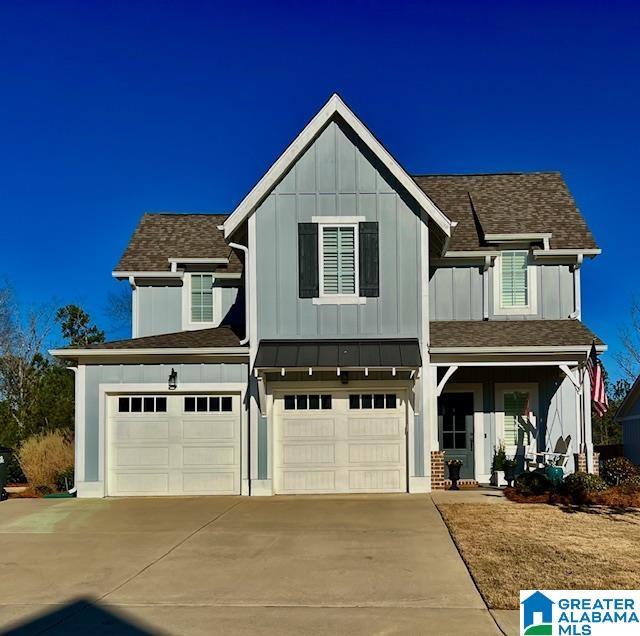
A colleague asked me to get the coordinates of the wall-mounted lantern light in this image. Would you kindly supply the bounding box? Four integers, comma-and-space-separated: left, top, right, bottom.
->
168, 368, 178, 391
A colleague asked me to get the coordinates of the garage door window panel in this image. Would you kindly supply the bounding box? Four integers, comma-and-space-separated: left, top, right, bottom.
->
349, 394, 398, 409
283, 394, 332, 410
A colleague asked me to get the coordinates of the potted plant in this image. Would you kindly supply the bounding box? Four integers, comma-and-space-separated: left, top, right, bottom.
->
503, 459, 517, 487
491, 442, 507, 487
446, 459, 463, 490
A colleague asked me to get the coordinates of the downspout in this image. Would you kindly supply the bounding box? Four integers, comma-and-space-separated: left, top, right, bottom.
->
229, 242, 250, 346
66, 366, 79, 496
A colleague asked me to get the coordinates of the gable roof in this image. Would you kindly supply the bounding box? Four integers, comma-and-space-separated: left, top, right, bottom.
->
223, 93, 454, 238
413, 172, 599, 253
114, 213, 243, 274
430, 319, 604, 351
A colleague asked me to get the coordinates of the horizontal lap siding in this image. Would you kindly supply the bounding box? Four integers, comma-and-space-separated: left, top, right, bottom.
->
255, 120, 423, 340
83, 363, 249, 482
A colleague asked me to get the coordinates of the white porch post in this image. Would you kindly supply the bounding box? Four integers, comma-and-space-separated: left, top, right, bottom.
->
582, 368, 594, 472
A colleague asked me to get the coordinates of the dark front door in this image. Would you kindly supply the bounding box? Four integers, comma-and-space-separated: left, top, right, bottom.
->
438, 392, 475, 480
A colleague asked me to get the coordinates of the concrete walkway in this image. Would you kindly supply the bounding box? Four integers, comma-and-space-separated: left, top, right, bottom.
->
0, 495, 505, 635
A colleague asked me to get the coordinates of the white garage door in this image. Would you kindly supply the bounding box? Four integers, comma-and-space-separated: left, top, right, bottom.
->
274, 390, 407, 494
108, 393, 240, 496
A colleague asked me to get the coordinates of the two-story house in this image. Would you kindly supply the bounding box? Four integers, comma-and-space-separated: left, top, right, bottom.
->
53, 94, 605, 498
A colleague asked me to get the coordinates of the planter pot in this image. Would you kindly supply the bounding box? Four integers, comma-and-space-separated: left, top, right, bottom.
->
503, 464, 517, 487
491, 470, 507, 487
545, 464, 564, 487
447, 463, 462, 490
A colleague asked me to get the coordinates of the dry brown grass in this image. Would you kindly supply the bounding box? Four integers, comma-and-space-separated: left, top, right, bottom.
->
438, 502, 640, 609
17, 430, 73, 490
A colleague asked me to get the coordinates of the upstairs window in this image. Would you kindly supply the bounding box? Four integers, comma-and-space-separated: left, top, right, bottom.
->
190, 274, 214, 323
494, 250, 537, 315
501, 251, 528, 307
320, 225, 357, 296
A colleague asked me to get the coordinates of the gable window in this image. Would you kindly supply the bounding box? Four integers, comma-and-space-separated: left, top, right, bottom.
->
320, 225, 357, 296
190, 274, 214, 323
494, 250, 537, 315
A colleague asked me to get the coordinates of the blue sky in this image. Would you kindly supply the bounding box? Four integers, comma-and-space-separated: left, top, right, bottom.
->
1, 1, 638, 379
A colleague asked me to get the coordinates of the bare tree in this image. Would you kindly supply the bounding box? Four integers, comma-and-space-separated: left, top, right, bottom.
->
105, 286, 132, 336
617, 298, 640, 382
0, 296, 56, 431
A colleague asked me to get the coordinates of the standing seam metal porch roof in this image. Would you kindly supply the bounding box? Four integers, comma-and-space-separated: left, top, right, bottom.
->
254, 339, 422, 368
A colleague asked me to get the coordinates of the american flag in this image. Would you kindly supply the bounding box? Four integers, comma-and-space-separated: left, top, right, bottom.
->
586, 341, 609, 417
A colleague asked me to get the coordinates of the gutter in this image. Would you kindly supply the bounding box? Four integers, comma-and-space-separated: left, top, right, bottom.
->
228, 241, 250, 345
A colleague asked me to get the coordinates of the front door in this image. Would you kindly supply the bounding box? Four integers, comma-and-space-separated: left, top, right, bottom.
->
438, 392, 475, 480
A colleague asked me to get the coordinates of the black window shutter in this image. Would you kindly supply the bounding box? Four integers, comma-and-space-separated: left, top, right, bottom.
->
298, 223, 319, 298
359, 221, 379, 297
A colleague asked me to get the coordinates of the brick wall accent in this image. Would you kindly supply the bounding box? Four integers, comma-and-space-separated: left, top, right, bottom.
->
576, 453, 587, 473
431, 451, 446, 490
575, 452, 600, 475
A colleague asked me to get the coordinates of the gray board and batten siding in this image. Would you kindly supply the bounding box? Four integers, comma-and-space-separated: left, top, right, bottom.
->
254, 118, 425, 341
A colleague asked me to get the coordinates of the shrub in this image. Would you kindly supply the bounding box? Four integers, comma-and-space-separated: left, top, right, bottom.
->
18, 431, 74, 490
515, 471, 552, 496
3, 451, 26, 484
621, 474, 640, 490
55, 467, 74, 492
562, 472, 608, 496
601, 457, 639, 486
492, 442, 507, 472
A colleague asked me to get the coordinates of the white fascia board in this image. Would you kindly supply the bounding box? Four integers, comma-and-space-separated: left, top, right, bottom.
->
49, 347, 250, 359
112, 271, 184, 280
167, 257, 229, 265
223, 93, 453, 238
484, 233, 552, 242
429, 345, 607, 354
209, 273, 242, 279
532, 248, 602, 258
432, 360, 581, 367
442, 251, 498, 258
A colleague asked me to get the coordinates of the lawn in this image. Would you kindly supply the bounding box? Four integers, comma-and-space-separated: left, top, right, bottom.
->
437, 502, 640, 609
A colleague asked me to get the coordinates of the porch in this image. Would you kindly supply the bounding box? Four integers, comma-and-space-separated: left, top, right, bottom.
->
428, 320, 605, 488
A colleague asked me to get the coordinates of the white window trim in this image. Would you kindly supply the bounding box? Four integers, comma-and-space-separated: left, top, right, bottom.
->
493, 250, 538, 315
181, 272, 222, 330
495, 383, 539, 457
316, 222, 361, 302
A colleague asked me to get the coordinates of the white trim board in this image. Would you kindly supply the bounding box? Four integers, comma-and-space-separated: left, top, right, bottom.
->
50, 347, 249, 358
223, 93, 453, 238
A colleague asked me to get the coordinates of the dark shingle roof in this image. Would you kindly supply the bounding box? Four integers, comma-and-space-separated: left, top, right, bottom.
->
413, 172, 598, 252
115, 213, 243, 273
430, 320, 603, 349
80, 326, 243, 350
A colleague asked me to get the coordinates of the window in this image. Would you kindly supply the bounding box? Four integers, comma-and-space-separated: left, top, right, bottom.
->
184, 395, 233, 413
503, 391, 530, 446
283, 394, 332, 410
117, 396, 167, 413
320, 225, 357, 296
501, 251, 528, 307
190, 274, 214, 323
349, 394, 398, 409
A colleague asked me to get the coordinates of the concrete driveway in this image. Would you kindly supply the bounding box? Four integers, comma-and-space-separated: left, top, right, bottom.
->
0, 495, 503, 635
